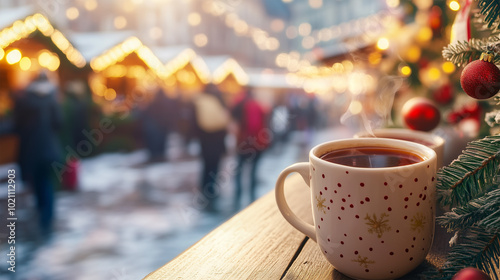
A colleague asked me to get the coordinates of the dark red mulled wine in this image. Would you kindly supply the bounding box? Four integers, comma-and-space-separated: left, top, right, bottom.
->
320, 146, 424, 168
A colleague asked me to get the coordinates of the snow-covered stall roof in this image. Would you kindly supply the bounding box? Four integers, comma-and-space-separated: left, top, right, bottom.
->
201, 55, 248, 85
151, 46, 210, 82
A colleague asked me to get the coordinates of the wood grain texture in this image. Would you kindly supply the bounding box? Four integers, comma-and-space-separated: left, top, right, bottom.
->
143, 173, 313, 280
143, 172, 498, 280
282, 237, 447, 280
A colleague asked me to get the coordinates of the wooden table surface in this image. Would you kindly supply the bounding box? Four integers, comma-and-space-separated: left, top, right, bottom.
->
144, 174, 453, 280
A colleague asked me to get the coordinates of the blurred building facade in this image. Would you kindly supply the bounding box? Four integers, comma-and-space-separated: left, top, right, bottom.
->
0, 0, 389, 68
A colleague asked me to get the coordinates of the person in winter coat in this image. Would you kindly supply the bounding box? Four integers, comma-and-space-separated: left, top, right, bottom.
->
231, 88, 270, 209
13, 72, 63, 234
193, 83, 229, 211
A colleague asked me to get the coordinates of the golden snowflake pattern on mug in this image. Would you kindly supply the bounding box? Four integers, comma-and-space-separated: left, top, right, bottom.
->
410, 212, 426, 233
364, 213, 391, 238
316, 195, 326, 214
352, 255, 375, 269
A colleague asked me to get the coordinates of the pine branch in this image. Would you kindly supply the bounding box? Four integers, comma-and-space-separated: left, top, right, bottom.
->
437, 188, 500, 233
442, 37, 500, 66
431, 228, 500, 280
437, 135, 500, 208
477, 0, 500, 30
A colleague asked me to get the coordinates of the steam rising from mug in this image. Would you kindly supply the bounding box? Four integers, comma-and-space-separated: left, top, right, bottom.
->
340, 75, 404, 135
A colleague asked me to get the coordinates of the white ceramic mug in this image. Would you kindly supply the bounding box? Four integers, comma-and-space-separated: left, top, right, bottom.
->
354, 128, 445, 169
275, 138, 437, 280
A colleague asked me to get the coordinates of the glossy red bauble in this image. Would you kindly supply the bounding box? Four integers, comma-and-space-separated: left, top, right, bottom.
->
460, 59, 500, 99
402, 97, 441, 131
452, 267, 492, 280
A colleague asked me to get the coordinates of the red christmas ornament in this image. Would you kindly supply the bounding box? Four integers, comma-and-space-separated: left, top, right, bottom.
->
460, 51, 500, 99
401, 97, 441, 131
452, 267, 492, 280
433, 82, 454, 105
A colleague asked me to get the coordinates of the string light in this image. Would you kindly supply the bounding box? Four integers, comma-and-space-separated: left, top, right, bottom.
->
201, 0, 281, 52
84, 0, 98, 11
448, 0, 460, 11
6, 49, 21, 64
114, 16, 127, 29
90, 37, 164, 77
376, 37, 390, 50
66, 7, 80, 20
0, 13, 86, 68
211, 58, 249, 85
194, 33, 208, 47
19, 57, 31, 71
188, 12, 201, 26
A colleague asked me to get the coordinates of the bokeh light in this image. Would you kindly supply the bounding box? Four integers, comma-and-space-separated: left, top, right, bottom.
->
376, 37, 390, 50
448, 0, 460, 11
66, 7, 80, 20
6, 49, 21, 64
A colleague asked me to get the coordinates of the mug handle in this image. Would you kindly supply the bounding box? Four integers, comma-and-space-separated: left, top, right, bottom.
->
275, 162, 316, 242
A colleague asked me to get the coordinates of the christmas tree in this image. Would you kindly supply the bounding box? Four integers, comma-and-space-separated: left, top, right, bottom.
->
426, 0, 500, 279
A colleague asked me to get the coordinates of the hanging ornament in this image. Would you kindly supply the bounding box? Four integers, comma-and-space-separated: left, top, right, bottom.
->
460, 50, 500, 99
447, 102, 480, 124
401, 97, 441, 131
432, 82, 453, 105
451, 267, 492, 280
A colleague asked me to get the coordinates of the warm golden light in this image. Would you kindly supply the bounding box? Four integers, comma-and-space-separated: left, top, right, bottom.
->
442, 61, 456, 73
406, 45, 421, 63
386, 0, 400, 8
19, 57, 31, 71
47, 55, 60, 71
349, 100, 363, 115
114, 16, 127, 29
194, 33, 208, 47
6, 49, 21, 64
376, 37, 390, 50
38, 51, 52, 67
104, 88, 117, 101
342, 60, 354, 72
449, 0, 460, 11
401, 65, 412, 76
428, 67, 441, 81
0, 49, 4, 60
188, 12, 201, 26
84, 0, 98, 11
368, 52, 382, 65
66, 7, 80, 20
106, 64, 127, 77
417, 27, 433, 42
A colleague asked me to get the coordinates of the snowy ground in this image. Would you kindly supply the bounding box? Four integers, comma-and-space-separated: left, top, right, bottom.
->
0, 126, 354, 280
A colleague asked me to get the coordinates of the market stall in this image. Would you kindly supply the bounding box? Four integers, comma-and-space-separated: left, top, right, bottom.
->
0, 7, 86, 164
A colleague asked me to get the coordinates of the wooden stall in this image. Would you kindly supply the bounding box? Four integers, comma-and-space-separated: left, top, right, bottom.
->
0, 7, 86, 164
201, 55, 248, 105
152, 46, 210, 98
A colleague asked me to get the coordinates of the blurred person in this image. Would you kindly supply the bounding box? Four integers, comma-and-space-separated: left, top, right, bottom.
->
269, 95, 291, 150
139, 87, 177, 163
192, 83, 229, 211
13, 71, 63, 235
231, 88, 270, 209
